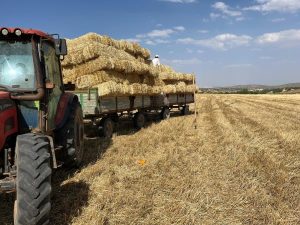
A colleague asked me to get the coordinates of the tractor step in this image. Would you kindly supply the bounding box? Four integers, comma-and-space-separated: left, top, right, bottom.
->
0, 177, 16, 193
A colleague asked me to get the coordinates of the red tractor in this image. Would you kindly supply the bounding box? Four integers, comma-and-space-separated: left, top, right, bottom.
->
0, 27, 84, 224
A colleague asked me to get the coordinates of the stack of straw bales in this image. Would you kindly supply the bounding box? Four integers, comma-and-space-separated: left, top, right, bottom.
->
62, 33, 196, 96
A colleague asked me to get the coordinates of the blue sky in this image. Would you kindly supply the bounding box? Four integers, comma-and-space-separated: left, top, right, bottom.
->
1, 0, 300, 87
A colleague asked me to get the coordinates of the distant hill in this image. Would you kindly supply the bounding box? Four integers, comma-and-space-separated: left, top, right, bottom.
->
200, 83, 300, 94
217, 83, 300, 90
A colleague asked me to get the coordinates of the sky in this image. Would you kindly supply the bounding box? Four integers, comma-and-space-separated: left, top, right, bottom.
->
1, 0, 300, 87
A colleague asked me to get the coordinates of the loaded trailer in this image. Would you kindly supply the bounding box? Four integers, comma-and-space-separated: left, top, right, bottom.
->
0, 26, 196, 225
69, 87, 195, 137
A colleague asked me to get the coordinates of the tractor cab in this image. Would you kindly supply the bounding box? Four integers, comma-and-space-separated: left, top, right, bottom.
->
0, 27, 67, 134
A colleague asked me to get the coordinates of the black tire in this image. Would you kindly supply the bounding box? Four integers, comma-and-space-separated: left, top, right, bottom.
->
181, 105, 189, 115
99, 118, 114, 138
57, 103, 84, 167
133, 112, 145, 129
160, 107, 170, 120
14, 133, 51, 225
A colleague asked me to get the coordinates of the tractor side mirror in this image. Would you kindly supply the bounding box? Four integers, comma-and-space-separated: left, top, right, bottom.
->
55, 39, 68, 56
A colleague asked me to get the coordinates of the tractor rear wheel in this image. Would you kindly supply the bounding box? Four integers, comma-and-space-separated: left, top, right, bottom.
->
57, 103, 84, 168
66, 103, 84, 167
14, 133, 51, 225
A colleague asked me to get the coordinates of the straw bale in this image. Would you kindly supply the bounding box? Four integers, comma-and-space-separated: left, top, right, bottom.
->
77, 71, 147, 89
157, 65, 195, 82
62, 41, 139, 67
185, 84, 197, 93
143, 76, 164, 86
151, 86, 163, 94
62, 56, 158, 83
94, 81, 161, 97
175, 82, 187, 93
61, 33, 198, 96
66, 33, 151, 60
163, 85, 177, 94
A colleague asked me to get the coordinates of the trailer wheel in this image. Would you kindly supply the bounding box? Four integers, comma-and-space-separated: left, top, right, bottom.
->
161, 107, 170, 120
14, 133, 51, 225
99, 118, 114, 138
57, 103, 84, 167
134, 112, 145, 129
181, 105, 190, 115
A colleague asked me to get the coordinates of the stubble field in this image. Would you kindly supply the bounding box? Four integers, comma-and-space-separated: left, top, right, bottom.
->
1, 94, 299, 225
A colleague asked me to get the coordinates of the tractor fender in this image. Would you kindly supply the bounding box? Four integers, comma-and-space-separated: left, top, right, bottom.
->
55, 92, 79, 130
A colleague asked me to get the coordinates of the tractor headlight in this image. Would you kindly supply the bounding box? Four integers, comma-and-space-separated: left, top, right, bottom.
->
1, 28, 9, 36
14, 29, 22, 36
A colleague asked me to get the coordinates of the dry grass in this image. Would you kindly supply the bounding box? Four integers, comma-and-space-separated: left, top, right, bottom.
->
1, 94, 299, 225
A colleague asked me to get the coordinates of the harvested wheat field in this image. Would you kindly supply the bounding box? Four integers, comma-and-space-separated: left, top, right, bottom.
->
1, 94, 300, 225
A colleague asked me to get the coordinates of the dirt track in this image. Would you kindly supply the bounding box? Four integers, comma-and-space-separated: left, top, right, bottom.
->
0, 94, 299, 225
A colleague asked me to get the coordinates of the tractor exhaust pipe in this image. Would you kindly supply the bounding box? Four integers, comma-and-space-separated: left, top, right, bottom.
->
11, 87, 45, 101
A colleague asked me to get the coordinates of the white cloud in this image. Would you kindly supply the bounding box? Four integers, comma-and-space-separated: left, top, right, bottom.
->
225, 64, 253, 68
145, 40, 156, 45
186, 48, 194, 53
198, 30, 209, 34
137, 29, 175, 38
160, 0, 197, 3
145, 39, 170, 45
136, 26, 185, 39
177, 33, 252, 50
244, 0, 300, 13
271, 18, 286, 22
163, 58, 201, 65
135, 26, 185, 45
236, 17, 245, 21
155, 39, 171, 44
177, 29, 300, 50
212, 2, 242, 17
124, 38, 141, 43
259, 56, 273, 60
210, 13, 221, 19
174, 26, 186, 31
256, 29, 300, 44
251, 48, 262, 51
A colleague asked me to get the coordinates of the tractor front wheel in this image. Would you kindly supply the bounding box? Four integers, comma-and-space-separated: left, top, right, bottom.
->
14, 133, 51, 225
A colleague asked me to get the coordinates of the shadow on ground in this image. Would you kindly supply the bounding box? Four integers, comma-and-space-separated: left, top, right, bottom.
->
0, 137, 112, 225
114, 110, 188, 136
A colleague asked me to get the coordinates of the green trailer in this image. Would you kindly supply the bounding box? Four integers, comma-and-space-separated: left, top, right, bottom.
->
71, 88, 194, 137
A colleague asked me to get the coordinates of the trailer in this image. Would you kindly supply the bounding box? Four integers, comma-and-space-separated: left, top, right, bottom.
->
70, 88, 195, 137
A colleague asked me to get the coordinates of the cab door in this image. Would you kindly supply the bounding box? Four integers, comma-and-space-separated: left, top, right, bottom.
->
41, 41, 63, 131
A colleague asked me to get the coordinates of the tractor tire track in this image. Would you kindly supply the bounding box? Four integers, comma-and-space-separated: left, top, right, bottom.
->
214, 97, 300, 224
